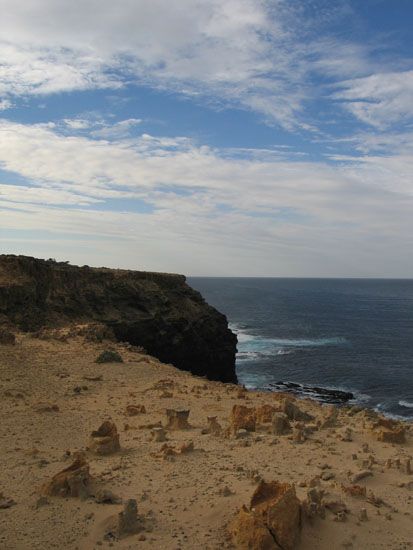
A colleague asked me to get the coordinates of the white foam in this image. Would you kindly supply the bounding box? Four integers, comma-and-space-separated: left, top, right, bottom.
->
399, 400, 413, 409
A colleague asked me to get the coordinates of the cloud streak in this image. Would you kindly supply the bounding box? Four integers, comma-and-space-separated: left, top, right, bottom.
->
1, 118, 413, 275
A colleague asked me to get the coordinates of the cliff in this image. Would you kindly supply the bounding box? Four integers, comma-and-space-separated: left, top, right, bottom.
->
0, 255, 237, 383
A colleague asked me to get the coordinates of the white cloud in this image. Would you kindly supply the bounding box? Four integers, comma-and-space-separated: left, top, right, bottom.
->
0, 99, 12, 110
1, 118, 413, 276
333, 70, 413, 128
0, 0, 396, 130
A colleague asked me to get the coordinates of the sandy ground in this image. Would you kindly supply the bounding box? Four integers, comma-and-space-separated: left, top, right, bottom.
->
0, 333, 412, 550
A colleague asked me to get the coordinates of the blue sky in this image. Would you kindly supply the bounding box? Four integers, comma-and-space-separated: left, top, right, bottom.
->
0, 0, 412, 276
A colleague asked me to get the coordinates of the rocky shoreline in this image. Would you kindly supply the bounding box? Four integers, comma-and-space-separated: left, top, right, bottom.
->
0, 328, 412, 549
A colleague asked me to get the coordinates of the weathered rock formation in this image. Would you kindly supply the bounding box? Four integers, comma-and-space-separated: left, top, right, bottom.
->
229, 480, 301, 550
0, 255, 237, 382
89, 421, 121, 455
42, 452, 91, 498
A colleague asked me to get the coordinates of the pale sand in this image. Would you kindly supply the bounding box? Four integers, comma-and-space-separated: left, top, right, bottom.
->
0, 334, 412, 549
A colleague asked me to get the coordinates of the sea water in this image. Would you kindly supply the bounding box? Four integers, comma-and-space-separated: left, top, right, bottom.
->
189, 277, 413, 419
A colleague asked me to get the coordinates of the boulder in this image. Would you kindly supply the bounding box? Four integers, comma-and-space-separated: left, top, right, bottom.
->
229, 480, 301, 550
282, 399, 313, 422
375, 427, 406, 444
230, 405, 256, 432
206, 416, 222, 435
166, 409, 190, 430
150, 427, 167, 442
125, 404, 146, 416
89, 421, 120, 455
95, 350, 123, 363
43, 452, 90, 498
271, 413, 291, 435
0, 328, 15, 345
255, 405, 278, 424
117, 499, 143, 537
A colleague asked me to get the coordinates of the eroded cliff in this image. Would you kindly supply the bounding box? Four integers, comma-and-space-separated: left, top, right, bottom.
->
0, 255, 237, 382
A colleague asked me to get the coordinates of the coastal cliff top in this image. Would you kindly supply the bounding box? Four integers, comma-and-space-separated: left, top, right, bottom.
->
0, 254, 186, 285
0, 254, 237, 383
0, 329, 411, 549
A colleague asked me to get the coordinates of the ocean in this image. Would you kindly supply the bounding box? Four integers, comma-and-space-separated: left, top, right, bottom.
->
188, 277, 413, 419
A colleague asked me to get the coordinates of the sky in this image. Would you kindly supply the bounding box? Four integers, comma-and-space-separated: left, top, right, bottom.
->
0, 0, 412, 277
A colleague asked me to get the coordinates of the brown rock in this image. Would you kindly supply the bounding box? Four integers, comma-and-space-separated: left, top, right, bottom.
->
229, 506, 278, 549
302, 487, 325, 519
282, 399, 313, 422
292, 422, 305, 443
42, 452, 90, 498
376, 428, 406, 444
206, 416, 222, 436
320, 407, 338, 429
229, 480, 301, 550
341, 484, 367, 498
179, 441, 194, 454
117, 499, 143, 537
166, 409, 190, 430
32, 402, 60, 413
255, 405, 277, 424
89, 421, 120, 455
0, 328, 15, 345
150, 427, 167, 442
271, 413, 291, 435
230, 405, 256, 432
0, 493, 16, 509
125, 404, 146, 416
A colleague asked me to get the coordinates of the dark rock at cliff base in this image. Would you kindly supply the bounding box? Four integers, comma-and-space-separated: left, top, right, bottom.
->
268, 381, 354, 404
0, 255, 237, 383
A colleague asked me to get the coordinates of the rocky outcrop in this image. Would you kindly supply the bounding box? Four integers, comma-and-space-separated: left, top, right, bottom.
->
89, 421, 121, 455
229, 480, 301, 550
0, 255, 237, 382
42, 452, 91, 498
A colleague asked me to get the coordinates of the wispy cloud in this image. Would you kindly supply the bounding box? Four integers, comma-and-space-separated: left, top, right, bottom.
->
1, 0, 404, 130
333, 70, 413, 128
1, 118, 413, 275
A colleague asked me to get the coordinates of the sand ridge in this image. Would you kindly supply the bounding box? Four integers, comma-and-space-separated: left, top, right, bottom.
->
0, 332, 412, 549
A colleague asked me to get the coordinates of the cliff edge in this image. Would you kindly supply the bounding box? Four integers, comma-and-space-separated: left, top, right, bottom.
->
0, 255, 237, 382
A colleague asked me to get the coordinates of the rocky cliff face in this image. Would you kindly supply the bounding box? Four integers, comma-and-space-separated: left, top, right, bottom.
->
0, 255, 237, 383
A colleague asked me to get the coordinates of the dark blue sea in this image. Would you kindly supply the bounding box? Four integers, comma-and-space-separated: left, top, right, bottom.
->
188, 278, 413, 420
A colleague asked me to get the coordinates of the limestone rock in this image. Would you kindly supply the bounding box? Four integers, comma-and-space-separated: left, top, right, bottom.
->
255, 405, 277, 424
179, 441, 194, 454
125, 404, 146, 416
95, 350, 123, 363
229, 480, 301, 550
166, 409, 190, 430
351, 470, 372, 484
89, 421, 120, 455
32, 402, 60, 413
206, 416, 222, 436
302, 487, 325, 519
229, 506, 278, 549
230, 405, 256, 432
0, 328, 15, 345
341, 484, 366, 498
151, 427, 167, 442
282, 399, 313, 422
376, 428, 406, 444
43, 452, 90, 498
117, 499, 143, 537
320, 407, 338, 429
0, 493, 16, 509
271, 413, 291, 435
292, 422, 305, 443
